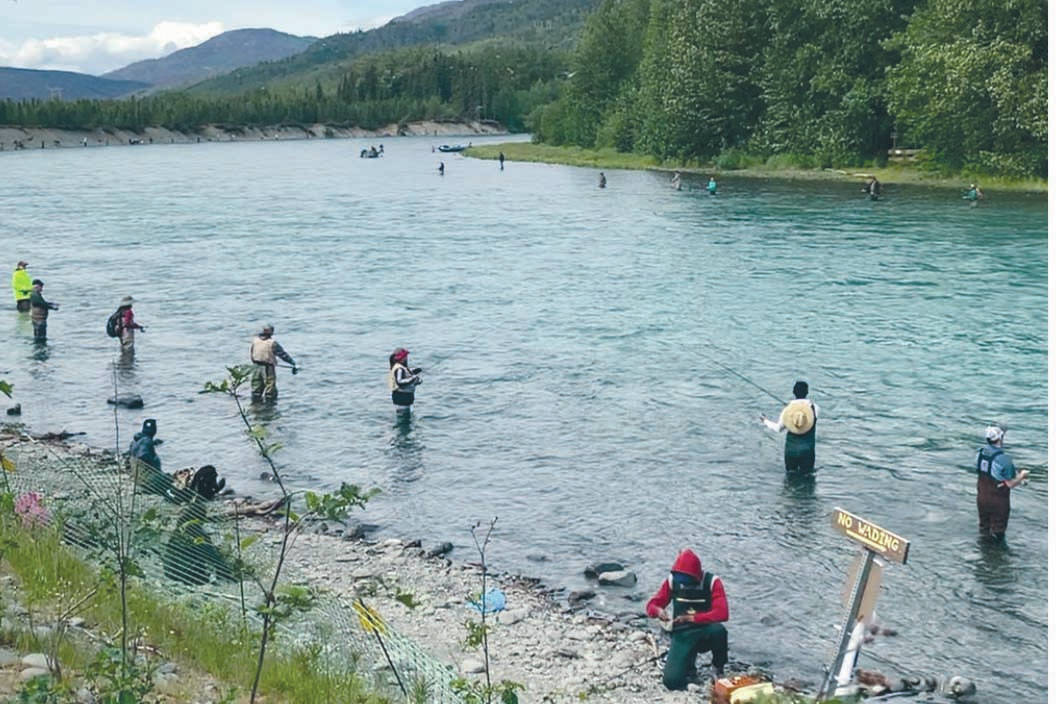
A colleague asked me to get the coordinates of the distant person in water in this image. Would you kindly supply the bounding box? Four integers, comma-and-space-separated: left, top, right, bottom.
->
761, 380, 817, 473
11, 261, 32, 312
28, 279, 58, 342
975, 424, 1029, 542
962, 183, 983, 205
672, 172, 682, 191
598, 172, 607, 189
499, 151, 505, 170
438, 161, 445, 175
250, 325, 297, 401
115, 295, 145, 355
706, 176, 718, 195
863, 176, 881, 201
388, 348, 422, 417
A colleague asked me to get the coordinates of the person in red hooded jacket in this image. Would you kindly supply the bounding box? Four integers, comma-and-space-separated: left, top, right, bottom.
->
645, 548, 728, 690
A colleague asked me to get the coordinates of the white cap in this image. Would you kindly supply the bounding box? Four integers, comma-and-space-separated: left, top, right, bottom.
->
985, 425, 1005, 442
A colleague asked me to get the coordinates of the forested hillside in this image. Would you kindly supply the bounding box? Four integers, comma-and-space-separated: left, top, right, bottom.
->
533, 0, 1046, 177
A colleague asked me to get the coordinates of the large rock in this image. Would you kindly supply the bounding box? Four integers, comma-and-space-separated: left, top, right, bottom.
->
426, 541, 453, 558
584, 562, 624, 580
6, 403, 21, 416
568, 589, 596, 605
598, 570, 637, 587
107, 394, 144, 409
21, 653, 51, 669
20, 667, 50, 681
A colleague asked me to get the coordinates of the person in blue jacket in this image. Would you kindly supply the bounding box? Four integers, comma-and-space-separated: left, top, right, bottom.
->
976, 425, 1029, 541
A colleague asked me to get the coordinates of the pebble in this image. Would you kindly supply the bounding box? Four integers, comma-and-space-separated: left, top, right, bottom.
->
22, 653, 51, 669
498, 608, 528, 626
568, 589, 596, 605
20, 667, 50, 681
460, 658, 486, 674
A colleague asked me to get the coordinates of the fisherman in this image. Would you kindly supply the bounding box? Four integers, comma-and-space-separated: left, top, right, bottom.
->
28, 279, 58, 342
672, 172, 682, 191
598, 172, 607, 189
439, 161, 445, 175
129, 418, 170, 495
761, 380, 817, 473
250, 325, 297, 401
387, 348, 422, 416
862, 176, 881, 200
115, 295, 145, 355
11, 261, 32, 312
645, 548, 729, 690
706, 176, 718, 195
976, 425, 1029, 542
962, 183, 983, 204
499, 151, 505, 170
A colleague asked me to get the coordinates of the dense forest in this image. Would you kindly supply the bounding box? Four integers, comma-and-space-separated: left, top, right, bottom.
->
533, 0, 1047, 176
0, 44, 564, 133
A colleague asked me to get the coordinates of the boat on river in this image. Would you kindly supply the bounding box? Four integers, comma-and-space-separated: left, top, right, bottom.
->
437, 144, 469, 153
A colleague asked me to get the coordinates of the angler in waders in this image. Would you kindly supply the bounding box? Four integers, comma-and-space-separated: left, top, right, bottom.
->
645, 548, 729, 690
976, 425, 1029, 542
250, 325, 297, 401
761, 380, 817, 473
28, 279, 58, 342
112, 296, 145, 355
11, 261, 31, 312
387, 348, 422, 417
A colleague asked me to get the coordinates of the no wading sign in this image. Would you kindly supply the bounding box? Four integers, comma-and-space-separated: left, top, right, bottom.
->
817, 508, 912, 701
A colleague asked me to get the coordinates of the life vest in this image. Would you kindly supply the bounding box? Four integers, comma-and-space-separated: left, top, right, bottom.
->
670, 571, 714, 628
387, 362, 410, 391
976, 445, 1005, 483
251, 336, 276, 365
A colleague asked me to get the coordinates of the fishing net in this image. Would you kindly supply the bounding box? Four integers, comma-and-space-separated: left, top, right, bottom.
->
0, 437, 463, 703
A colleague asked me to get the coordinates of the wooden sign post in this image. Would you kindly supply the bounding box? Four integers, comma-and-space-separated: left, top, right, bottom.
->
817, 508, 911, 701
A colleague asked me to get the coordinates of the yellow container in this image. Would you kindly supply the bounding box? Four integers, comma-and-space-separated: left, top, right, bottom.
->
729, 682, 776, 703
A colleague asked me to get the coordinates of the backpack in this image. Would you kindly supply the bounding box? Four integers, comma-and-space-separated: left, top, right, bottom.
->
106, 309, 123, 338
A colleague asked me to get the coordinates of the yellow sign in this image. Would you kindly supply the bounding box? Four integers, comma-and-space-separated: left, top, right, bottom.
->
832, 507, 910, 564
353, 600, 387, 635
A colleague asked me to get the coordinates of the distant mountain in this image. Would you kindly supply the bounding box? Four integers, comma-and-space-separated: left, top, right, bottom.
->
102, 28, 315, 89
188, 0, 599, 96
0, 67, 148, 100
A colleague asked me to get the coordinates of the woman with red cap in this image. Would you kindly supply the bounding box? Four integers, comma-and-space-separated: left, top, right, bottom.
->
387, 348, 422, 415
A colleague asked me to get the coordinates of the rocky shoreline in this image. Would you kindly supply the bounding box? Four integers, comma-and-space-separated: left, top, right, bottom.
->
0, 428, 756, 703
0, 119, 505, 153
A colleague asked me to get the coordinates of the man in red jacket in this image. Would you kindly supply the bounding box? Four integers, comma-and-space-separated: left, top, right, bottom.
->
645, 548, 729, 690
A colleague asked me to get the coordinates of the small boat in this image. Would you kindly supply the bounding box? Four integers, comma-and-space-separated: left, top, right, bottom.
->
437, 144, 468, 153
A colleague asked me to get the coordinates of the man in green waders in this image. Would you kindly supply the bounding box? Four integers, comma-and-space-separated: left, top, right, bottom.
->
249, 325, 297, 401
646, 548, 729, 689
761, 380, 817, 473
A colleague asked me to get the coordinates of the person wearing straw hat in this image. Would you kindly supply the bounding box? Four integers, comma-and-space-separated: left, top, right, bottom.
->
760, 380, 818, 473
11, 261, 32, 312
115, 295, 145, 355
250, 324, 297, 401
975, 424, 1028, 542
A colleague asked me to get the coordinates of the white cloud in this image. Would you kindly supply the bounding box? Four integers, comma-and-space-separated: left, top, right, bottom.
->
0, 21, 225, 75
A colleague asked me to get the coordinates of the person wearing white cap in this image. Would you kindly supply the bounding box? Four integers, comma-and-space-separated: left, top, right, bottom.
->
975, 425, 1028, 542
115, 295, 145, 355
761, 380, 818, 473
11, 261, 32, 312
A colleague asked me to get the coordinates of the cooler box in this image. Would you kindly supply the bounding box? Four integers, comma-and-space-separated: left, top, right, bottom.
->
712, 675, 774, 704
730, 682, 775, 703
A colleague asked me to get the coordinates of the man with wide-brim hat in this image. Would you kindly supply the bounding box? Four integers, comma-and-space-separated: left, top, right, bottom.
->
761, 380, 818, 473
115, 295, 145, 355
11, 260, 32, 312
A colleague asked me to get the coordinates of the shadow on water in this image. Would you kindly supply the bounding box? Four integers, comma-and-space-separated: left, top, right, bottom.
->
386, 412, 425, 485
971, 535, 1016, 590
248, 399, 282, 424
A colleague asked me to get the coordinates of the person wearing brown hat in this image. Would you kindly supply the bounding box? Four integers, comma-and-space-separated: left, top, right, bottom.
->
250, 325, 296, 401
115, 295, 145, 354
11, 261, 32, 312
761, 380, 817, 473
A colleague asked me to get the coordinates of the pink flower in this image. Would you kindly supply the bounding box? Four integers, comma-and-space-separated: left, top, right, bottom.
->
14, 492, 49, 528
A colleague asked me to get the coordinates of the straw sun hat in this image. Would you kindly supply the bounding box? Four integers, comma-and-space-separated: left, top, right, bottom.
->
780, 399, 815, 435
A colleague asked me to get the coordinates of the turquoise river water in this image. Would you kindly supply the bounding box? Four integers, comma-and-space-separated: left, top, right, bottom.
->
0, 135, 1047, 700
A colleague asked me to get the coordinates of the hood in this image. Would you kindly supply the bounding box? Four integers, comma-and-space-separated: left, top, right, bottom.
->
141, 419, 157, 438
670, 549, 703, 581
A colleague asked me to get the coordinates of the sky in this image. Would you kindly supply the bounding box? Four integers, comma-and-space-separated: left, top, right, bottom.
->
0, 0, 428, 75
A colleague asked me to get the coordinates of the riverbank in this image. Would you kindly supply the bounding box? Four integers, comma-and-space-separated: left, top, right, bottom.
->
0, 428, 812, 703
465, 143, 1048, 193
0, 120, 505, 152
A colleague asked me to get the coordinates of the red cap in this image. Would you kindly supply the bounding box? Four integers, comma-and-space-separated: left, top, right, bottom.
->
392, 348, 409, 362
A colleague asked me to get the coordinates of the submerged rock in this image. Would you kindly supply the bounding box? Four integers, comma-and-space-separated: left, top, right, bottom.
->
584, 562, 624, 579
6, 403, 21, 416
598, 570, 637, 587
569, 589, 596, 605
107, 394, 144, 409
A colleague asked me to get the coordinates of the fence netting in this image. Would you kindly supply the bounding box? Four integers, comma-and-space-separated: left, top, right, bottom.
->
0, 436, 462, 703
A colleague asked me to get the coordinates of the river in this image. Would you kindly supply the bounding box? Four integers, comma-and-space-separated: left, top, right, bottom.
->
0, 135, 1047, 700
